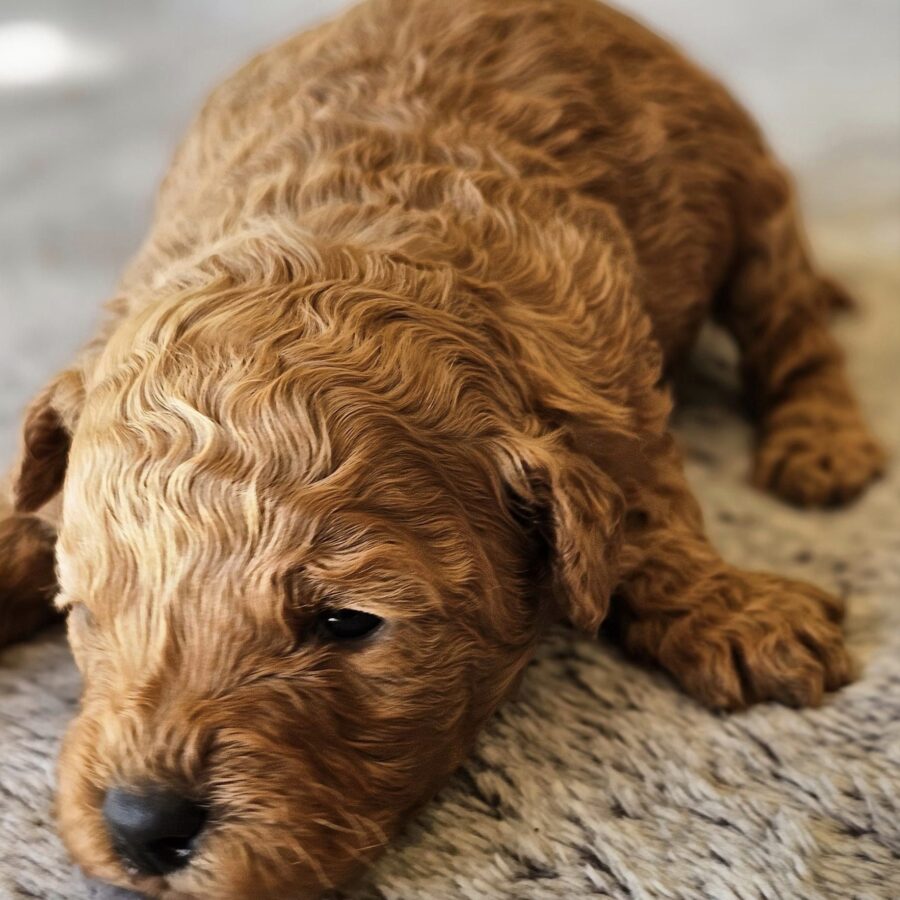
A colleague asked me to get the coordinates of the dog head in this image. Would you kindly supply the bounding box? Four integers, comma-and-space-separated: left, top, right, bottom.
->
14, 254, 622, 898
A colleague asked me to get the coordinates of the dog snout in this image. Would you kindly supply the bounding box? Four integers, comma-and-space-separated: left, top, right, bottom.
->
102, 785, 207, 876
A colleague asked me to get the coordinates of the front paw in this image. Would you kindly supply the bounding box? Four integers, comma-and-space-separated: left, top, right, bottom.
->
655, 569, 852, 710
754, 409, 885, 507
0, 514, 60, 648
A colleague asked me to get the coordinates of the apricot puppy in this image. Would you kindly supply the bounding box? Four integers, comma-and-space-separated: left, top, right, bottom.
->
0, 1, 884, 897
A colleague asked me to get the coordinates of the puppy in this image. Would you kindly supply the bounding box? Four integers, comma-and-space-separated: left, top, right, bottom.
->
1, 1, 884, 897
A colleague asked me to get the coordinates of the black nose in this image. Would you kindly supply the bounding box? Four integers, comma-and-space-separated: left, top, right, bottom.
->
102, 786, 207, 876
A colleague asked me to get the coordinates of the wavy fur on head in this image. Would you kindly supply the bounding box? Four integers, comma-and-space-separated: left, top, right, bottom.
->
0, 0, 884, 897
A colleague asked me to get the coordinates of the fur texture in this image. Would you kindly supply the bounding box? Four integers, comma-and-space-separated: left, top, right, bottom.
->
0, 1, 885, 897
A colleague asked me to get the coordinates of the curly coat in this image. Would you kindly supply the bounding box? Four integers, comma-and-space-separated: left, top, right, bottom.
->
0, 1, 884, 897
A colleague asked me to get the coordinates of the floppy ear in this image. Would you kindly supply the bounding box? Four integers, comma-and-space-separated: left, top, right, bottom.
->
503, 437, 626, 634
13, 371, 84, 513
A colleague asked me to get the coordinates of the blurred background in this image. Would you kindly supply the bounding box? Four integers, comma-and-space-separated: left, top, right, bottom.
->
1, 0, 898, 454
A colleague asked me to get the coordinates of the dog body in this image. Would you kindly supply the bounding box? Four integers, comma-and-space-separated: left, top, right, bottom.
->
1, 1, 884, 897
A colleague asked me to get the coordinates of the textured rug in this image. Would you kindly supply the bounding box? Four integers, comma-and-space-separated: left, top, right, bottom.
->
2, 2, 899, 899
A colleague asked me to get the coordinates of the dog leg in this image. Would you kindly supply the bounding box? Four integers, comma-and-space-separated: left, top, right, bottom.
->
606, 434, 851, 709
0, 476, 61, 649
717, 165, 884, 506
0, 514, 61, 648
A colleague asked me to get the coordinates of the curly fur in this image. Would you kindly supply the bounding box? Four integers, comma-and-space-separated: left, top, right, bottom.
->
0, 1, 884, 897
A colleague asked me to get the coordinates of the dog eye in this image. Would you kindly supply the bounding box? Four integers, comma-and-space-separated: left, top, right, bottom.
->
316, 609, 383, 641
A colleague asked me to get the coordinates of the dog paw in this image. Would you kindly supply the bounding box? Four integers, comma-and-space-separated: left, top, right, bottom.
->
656, 569, 852, 710
0, 514, 60, 648
754, 412, 885, 507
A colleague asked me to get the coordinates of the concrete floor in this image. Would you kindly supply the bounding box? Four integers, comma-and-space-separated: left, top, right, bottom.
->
1, 0, 898, 455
